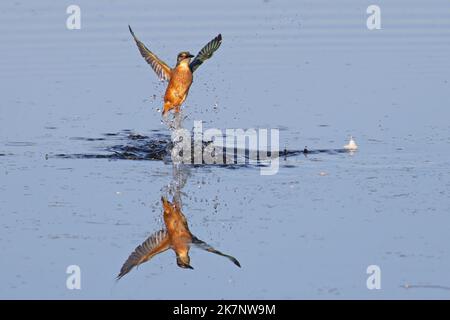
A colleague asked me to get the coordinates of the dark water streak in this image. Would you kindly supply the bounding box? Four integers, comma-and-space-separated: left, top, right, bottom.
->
51, 131, 352, 166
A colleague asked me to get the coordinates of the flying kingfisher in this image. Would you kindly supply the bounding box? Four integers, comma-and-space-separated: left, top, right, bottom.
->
117, 197, 240, 279
128, 26, 222, 116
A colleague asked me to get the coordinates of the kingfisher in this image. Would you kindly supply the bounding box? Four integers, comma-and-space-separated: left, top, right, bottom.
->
117, 197, 240, 279
128, 26, 222, 116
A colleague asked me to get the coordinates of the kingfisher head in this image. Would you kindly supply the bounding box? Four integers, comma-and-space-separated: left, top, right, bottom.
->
176, 253, 194, 270
177, 51, 194, 64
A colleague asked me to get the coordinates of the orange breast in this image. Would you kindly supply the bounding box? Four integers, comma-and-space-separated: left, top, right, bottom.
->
164, 64, 193, 106
163, 202, 193, 247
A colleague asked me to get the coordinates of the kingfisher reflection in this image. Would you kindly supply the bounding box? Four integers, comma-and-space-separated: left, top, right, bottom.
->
117, 164, 240, 280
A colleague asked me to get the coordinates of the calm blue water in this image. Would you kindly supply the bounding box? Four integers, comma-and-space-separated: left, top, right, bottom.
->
1, 0, 450, 299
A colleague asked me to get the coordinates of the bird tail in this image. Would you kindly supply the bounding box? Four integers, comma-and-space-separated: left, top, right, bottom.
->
162, 102, 173, 116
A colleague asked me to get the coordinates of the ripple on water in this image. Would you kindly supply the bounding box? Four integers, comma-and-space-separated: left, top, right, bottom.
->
51, 130, 355, 169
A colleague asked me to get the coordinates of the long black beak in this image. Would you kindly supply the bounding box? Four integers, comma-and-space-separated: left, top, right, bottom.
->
188, 54, 195, 58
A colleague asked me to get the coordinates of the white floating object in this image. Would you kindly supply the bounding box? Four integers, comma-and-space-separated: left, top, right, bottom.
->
344, 136, 358, 150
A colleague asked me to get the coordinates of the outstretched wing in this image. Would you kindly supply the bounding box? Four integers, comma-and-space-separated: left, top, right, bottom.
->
192, 236, 241, 267
189, 34, 222, 73
117, 229, 170, 280
128, 25, 172, 81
